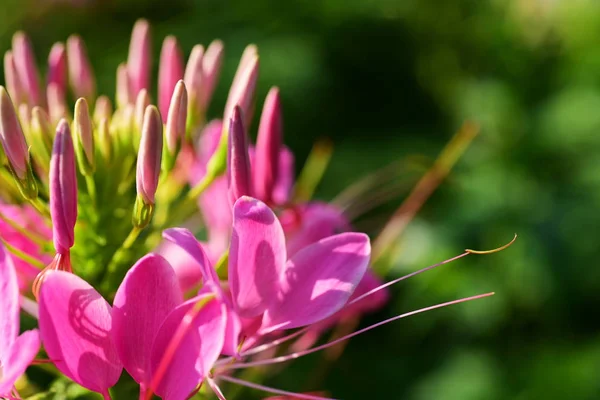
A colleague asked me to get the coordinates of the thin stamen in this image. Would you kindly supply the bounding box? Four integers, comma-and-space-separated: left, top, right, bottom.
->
349, 251, 470, 306
218, 375, 336, 400
207, 377, 227, 400
222, 292, 494, 370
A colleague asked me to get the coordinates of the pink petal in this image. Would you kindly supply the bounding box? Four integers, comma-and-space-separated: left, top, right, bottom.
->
0, 244, 19, 356
282, 202, 350, 258
155, 240, 204, 292
0, 204, 51, 290
163, 228, 218, 283
112, 254, 183, 386
261, 232, 370, 333
150, 295, 226, 400
0, 330, 40, 395
38, 271, 123, 394
229, 197, 286, 318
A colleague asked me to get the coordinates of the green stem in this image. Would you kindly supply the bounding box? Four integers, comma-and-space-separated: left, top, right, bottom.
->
103, 226, 141, 288
85, 175, 97, 209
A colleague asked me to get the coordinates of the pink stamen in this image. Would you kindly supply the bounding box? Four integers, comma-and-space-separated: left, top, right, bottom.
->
206, 377, 227, 400
222, 292, 494, 370
217, 375, 336, 400
348, 251, 471, 307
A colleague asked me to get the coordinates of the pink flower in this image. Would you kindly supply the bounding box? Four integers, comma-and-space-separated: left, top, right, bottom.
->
38, 253, 227, 399
0, 243, 41, 396
0, 203, 52, 290
164, 196, 371, 343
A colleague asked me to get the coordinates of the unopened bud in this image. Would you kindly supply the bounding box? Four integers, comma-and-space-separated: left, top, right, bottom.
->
227, 106, 252, 206
136, 106, 163, 206
224, 46, 259, 129
12, 32, 43, 107
73, 98, 95, 175
4, 51, 25, 106
165, 80, 187, 156
67, 35, 96, 102
116, 63, 132, 109
254, 87, 282, 202
47, 42, 67, 95
50, 119, 78, 254
134, 89, 151, 136
47, 83, 68, 125
0, 86, 31, 180
184, 45, 204, 131
97, 117, 112, 161
93, 95, 113, 126
158, 36, 184, 119
200, 40, 224, 111
30, 107, 53, 167
127, 19, 152, 98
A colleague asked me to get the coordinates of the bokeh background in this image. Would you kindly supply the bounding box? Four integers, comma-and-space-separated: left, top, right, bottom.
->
4, 0, 600, 398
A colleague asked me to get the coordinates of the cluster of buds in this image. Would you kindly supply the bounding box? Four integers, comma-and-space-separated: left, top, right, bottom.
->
0, 19, 507, 400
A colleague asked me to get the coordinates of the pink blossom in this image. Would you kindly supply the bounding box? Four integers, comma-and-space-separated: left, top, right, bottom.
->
0, 244, 41, 396
38, 254, 227, 399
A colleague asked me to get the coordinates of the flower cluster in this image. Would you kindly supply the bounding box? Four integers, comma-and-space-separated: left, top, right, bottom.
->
0, 19, 499, 399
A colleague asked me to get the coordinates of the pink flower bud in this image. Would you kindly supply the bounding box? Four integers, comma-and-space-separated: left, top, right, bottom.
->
224, 47, 259, 129
127, 19, 152, 98
47, 43, 67, 95
73, 98, 95, 174
183, 45, 204, 116
4, 51, 25, 106
134, 89, 151, 134
227, 106, 252, 206
165, 80, 187, 154
67, 35, 96, 102
47, 83, 68, 125
254, 87, 282, 203
93, 95, 112, 125
116, 63, 132, 108
50, 119, 78, 254
12, 32, 43, 107
0, 86, 29, 179
158, 36, 184, 120
200, 40, 224, 110
136, 106, 163, 205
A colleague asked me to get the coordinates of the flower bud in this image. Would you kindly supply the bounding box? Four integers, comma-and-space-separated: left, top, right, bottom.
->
47, 82, 68, 125
127, 19, 152, 98
183, 45, 204, 130
136, 105, 163, 206
97, 117, 112, 162
165, 80, 187, 155
0, 86, 30, 179
50, 119, 78, 254
73, 98, 95, 175
67, 35, 96, 102
224, 46, 259, 129
47, 42, 67, 95
12, 32, 43, 107
93, 95, 113, 126
158, 36, 184, 119
116, 63, 132, 109
200, 39, 224, 110
29, 106, 53, 168
4, 51, 25, 106
254, 87, 282, 203
227, 106, 252, 206
134, 89, 151, 148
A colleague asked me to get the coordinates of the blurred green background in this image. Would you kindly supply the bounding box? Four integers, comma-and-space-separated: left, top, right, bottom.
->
4, 0, 600, 398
